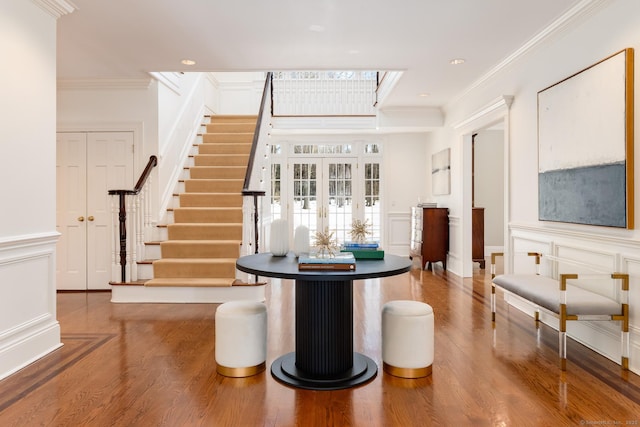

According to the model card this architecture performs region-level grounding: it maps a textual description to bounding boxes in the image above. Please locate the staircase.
[111,115,266,303]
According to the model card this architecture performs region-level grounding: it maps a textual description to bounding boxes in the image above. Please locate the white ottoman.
[382,300,434,378]
[215,301,267,377]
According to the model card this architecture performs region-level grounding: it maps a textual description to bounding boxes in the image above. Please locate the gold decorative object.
[313,227,338,258]
[350,219,372,243]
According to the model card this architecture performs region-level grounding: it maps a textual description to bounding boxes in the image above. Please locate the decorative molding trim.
[448,0,612,107]
[452,96,514,130]
[375,71,404,107]
[31,0,76,18]
[57,79,153,91]
[0,232,59,251]
[509,221,640,250]
[149,72,183,95]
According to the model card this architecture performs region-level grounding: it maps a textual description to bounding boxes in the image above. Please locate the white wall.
[383,133,429,255]
[474,129,504,248]
[432,0,640,372]
[57,81,159,182]
[210,72,264,114]
[0,0,61,380]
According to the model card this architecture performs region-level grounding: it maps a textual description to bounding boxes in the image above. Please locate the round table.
[236,252,412,390]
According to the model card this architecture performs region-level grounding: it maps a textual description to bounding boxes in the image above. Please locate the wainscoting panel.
[0,233,61,380]
[447,215,462,276]
[385,212,411,256]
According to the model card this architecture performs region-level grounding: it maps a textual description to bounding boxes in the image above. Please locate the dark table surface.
[236,252,413,281]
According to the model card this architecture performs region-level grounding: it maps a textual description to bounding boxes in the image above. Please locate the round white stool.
[382,300,434,378]
[215,301,267,377]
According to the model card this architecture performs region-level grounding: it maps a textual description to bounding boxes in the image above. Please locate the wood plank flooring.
[1,261,640,426]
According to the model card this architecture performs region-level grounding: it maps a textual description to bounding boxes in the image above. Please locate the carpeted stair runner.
[146,115,257,288]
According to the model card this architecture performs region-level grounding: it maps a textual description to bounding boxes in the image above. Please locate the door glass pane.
[327,162,353,244]
[292,162,318,234]
[270,163,282,220]
[364,162,381,241]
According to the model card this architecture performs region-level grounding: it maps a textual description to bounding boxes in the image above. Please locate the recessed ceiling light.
[418,93,430,97]
[348,49,360,55]
[181,59,196,66]
[309,24,325,32]
[449,58,465,65]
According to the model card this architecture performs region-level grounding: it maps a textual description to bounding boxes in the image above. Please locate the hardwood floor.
[2,260,640,426]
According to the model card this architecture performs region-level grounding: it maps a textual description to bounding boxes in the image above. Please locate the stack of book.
[298,252,356,271]
[341,241,385,259]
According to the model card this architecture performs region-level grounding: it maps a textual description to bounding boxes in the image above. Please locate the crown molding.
[448,0,612,108]
[57,79,153,90]
[30,0,77,18]
[452,95,513,130]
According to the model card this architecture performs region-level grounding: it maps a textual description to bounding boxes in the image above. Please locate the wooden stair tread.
[110,280,148,286]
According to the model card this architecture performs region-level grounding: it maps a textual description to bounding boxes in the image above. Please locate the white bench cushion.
[493,274,620,316]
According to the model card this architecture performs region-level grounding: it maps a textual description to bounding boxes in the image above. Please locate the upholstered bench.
[215,301,267,377]
[382,300,434,378]
[491,252,629,370]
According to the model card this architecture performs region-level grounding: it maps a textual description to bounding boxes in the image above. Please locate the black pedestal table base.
[269,278,377,390]
[271,352,378,390]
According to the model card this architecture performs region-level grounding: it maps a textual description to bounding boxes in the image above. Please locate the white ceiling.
[57,0,584,108]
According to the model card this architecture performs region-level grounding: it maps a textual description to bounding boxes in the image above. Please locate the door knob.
[88,216,95,222]
[78,216,85,222]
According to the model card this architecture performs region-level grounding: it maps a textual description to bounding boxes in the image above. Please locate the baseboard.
[0,322,62,381]
[111,284,266,303]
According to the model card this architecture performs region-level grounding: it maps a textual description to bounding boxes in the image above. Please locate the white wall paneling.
[385,212,411,256]
[0,233,61,380]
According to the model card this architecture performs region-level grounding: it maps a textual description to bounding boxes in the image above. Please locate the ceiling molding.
[30,0,77,18]
[375,71,404,107]
[57,79,153,90]
[448,0,612,108]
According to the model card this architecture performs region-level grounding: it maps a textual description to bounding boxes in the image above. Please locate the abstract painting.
[537,48,634,229]
[432,148,451,195]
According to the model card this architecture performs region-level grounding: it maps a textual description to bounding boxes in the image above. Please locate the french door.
[56,132,134,290]
[289,157,359,244]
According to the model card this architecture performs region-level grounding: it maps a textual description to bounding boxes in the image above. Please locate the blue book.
[342,241,379,250]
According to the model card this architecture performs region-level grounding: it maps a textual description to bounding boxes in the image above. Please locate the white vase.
[293,225,310,257]
[270,219,289,256]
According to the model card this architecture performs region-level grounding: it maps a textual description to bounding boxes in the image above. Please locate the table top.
[236,252,413,281]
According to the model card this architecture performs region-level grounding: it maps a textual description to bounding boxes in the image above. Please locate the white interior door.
[57,132,134,290]
[57,133,88,290]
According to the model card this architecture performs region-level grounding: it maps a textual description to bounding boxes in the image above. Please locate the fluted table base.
[270,278,377,390]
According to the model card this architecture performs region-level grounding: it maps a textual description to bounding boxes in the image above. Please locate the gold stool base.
[383,362,432,378]
[216,362,266,378]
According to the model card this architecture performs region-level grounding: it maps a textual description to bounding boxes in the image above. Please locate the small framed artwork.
[432,148,451,195]
[537,48,634,229]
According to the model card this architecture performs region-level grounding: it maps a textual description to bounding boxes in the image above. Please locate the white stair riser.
[156,227,168,241]
[145,245,161,260]
[137,263,154,280]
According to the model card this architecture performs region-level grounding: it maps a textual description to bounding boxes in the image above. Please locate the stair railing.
[242,72,272,255]
[108,155,158,283]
